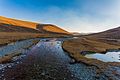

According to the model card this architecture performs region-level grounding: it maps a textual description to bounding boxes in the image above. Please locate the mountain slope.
[0,23,40,33]
[0,16,70,34]
[89,27,120,39]
[0,16,38,29]
[37,24,70,34]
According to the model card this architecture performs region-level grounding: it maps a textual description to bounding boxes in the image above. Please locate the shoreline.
[0,38,40,64]
[0,37,70,64]
[62,38,120,80]
[62,39,120,67]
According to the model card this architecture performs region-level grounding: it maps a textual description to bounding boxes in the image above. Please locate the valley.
[0,16,120,80]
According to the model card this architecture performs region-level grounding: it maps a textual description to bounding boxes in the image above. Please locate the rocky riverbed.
[0,38,120,80]
[0,38,99,80]
[62,38,120,80]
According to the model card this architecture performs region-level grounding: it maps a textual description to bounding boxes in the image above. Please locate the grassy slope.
[0,16,71,46]
[37,24,71,34]
[88,27,120,39]
[0,16,71,34]
[0,16,38,29]
[0,23,40,33]
[0,32,41,46]
[43,24,70,34]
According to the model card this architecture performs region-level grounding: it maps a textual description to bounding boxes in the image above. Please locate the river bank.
[1,37,120,80]
[0,31,71,63]
[1,38,99,80]
[0,32,70,47]
[0,38,40,64]
[62,37,120,80]
[0,32,41,46]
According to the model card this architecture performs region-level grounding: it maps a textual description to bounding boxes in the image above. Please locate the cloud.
[38,0,120,33]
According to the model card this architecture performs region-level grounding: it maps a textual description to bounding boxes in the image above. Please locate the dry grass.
[0,16,71,35]
[0,16,38,29]
[62,37,120,67]
[63,37,120,54]
[0,32,42,46]
[43,25,70,34]
[62,37,120,79]
[0,32,70,46]
[63,37,120,80]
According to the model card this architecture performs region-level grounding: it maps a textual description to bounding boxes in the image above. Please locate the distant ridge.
[37,24,70,34]
[89,27,120,39]
[0,23,40,33]
[0,16,70,34]
[0,16,38,29]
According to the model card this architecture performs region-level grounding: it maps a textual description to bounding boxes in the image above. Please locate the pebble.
[7,65,12,68]
[16,61,19,64]
[2,70,4,73]
[1,74,4,77]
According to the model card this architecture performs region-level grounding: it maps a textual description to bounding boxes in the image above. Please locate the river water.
[0,38,111,80]
[85,52,120,62]
[0,38,40,56]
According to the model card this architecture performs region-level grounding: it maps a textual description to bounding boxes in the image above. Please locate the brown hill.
[36,24,70,34]
[0,16,71,46]
[0,16,38,29]
[0,16,70,34]
[0,23,40,33]
[88,27,120,39]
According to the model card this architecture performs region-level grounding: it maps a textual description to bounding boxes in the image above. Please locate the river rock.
[69,59,76,64]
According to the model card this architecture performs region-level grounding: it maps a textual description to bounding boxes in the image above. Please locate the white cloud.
[20,0,120,33]
[61,0,120,33]
[38,3,120,33]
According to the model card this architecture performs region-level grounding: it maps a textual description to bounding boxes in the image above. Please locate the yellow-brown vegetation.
[43,25,70,34]
[0,32,41,46]
[0,16,38,29]
[62,37,120,67]
[62,37,120,79]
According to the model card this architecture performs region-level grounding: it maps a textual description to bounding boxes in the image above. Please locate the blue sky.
[0,0,120,32]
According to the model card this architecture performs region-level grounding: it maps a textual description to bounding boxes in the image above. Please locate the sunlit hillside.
[0,16,70,34]
[0,23,40,33]
[0,16,71,46]
[0,16,38,29]
[37,24,70,34]
[88,27,120,39]
[43,25,70,34]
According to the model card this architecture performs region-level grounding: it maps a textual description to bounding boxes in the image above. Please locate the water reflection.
[85,52,120,62]
[0,38,97,80]
[0,39,39,56]
[28,38,97,80]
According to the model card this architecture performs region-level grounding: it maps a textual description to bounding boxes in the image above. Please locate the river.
[0,38,109,80]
